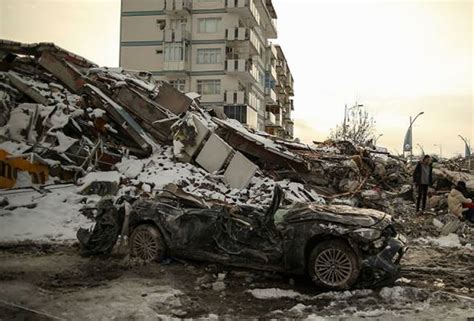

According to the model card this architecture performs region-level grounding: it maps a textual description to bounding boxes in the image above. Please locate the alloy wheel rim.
[133,230,159,261]
[314,248,353,286]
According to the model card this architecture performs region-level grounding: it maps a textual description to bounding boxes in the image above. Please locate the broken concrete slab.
[213,117,310,173]
[7,71,50,105]
[38,51,87,93]
[152,82,192,115]
[182,114,211,159]
[196,133,233,174]
[224,152,258,189]
[113,85,176,143]
[83,84,155,155]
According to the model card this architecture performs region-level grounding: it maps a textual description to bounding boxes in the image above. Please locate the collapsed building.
[0,40,473,247]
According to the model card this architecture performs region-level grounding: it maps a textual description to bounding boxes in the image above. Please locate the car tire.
[308,240,360,290]
[130,224,166,262]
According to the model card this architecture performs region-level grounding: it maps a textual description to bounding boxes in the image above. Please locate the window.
[197,80,221,95]
[155,49,163,54]
[224,105,247,124]
[197,48,222,64]
[164,44,184,61]
[169,79,186,92]
[198,18,221,33]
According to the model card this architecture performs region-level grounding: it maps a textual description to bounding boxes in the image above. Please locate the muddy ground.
[0,243,473,320]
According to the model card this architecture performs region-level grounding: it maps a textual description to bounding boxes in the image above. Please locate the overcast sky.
[1,0,472,157]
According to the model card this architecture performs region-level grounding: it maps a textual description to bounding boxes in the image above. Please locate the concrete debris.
[1,40,307,192]
[1,39,473,248]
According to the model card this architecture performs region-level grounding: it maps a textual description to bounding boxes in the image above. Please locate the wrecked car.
[117,186,406,290]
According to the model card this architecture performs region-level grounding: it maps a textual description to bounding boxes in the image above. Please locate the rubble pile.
[0,40,472,244]
[0,40,316,207]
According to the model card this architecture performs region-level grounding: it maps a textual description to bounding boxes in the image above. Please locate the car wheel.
[308,240,360,290]
[130,224,166,262]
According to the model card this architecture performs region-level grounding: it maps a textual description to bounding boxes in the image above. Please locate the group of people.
[413,155,474,223]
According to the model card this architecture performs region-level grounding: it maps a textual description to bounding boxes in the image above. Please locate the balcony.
[283,111,292,121]
[269,44,278,59]
[224,91,259,110]
[225,0,260,27]
[164,0,191,14]
[163,60,189,74]
[270,64,277,81]
[225,27,261,55]
[164,28,191,43]
[274,113,282,127]
[265,112,276,126]
[276,61,287,79]
[265,87,277,104]
[224,91,246,105]
[225,59,259,83]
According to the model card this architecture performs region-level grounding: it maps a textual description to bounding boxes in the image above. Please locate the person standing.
[413,155,433,213]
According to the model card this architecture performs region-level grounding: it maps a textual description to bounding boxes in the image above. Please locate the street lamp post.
[343,102,364,140]
[403,111,424,159]
[416,144,425,156]
[458,134,472,170]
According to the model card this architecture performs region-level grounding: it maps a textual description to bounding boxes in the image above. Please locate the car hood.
[280,203,392,228]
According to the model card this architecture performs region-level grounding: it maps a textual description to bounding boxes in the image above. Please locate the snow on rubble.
[116,145,324,207]
[0,143,322,244]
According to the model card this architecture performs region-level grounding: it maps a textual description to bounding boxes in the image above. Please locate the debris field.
[0,40,473,319]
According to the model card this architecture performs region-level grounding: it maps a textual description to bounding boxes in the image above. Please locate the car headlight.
[353,228,382,241]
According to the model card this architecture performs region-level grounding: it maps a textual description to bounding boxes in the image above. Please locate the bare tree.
[330,108,376,145]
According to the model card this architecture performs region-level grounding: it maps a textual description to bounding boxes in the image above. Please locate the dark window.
[224,105,247,124]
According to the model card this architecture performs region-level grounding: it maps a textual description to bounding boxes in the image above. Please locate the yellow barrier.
[0,149,49,189]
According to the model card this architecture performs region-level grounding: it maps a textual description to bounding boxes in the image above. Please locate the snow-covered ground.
[0,185,95,243]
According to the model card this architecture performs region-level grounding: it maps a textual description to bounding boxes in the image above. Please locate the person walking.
[413,155,433,213]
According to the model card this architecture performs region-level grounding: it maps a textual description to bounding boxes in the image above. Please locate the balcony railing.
[163,60,189,72]
[164,28,191,42]
[225,59,259,83]
[274,113,282,126]
[225,91,246,105]
[269,44,278,59]
[225,0,260,26]
[164,0,191,13]
[265,112,276,126]
[270,65,277,81]
[226,28,261,55]
[224,91,258,110]
[265,87,277,104]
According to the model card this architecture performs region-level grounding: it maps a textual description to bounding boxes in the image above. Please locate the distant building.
[120,0,294,139]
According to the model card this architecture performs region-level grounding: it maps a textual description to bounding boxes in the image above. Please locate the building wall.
[120,0,294,135]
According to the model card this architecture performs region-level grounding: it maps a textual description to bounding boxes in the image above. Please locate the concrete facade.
[120,0,294,139]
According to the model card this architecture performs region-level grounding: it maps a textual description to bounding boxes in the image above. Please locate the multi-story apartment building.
[120,0,294,139]
[264,44,294,139]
